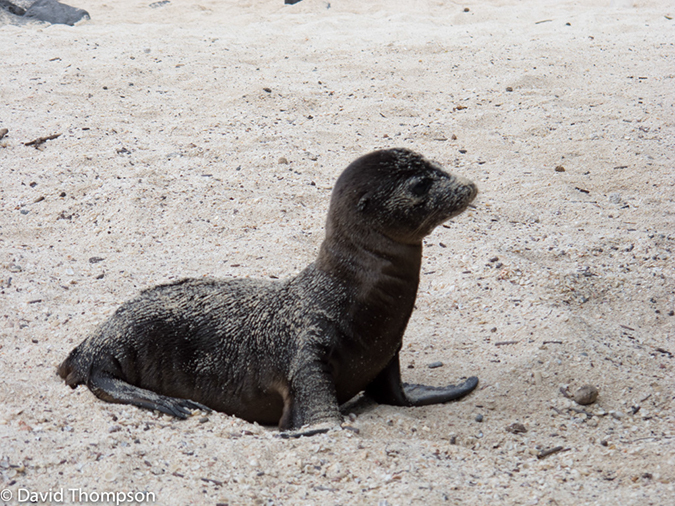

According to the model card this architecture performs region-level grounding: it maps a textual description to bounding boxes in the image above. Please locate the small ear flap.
[357,194,369,212]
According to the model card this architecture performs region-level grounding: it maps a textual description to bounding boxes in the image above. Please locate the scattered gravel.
[1,1,673,504]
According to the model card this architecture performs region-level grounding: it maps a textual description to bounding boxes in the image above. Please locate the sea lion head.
[327,148,477,245]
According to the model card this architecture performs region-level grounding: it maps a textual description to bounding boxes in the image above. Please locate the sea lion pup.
[58,148,479,432]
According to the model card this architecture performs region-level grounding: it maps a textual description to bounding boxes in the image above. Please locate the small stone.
[475,414,483,422]
[533,371,543,385]
[278,157,289,165]
[555,165,565,172]
[608,193,622,204]
[505,86,513,92]
[573,385,599,405]
[199,417,209,423]
[428,361,443,369]
[505,422,527,434]
[610,410,625,420]
[7,264,22,273]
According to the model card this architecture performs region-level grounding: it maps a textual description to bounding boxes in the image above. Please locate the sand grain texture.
[1,1,674,504]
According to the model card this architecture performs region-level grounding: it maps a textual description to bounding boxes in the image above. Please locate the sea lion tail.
[57,346,87,388]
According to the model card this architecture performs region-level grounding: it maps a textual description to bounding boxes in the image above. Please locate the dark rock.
[0,0,25,16]
[573,385,599,405]
[505,422,527,434]
[1,0,90,25]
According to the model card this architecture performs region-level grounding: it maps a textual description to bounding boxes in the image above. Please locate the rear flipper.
[88,374,211,419]
[366,352,478,407]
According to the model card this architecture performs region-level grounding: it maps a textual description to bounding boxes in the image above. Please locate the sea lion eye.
[410,178,433,197]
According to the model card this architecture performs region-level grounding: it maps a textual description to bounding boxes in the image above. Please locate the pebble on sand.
[573,385,599,405]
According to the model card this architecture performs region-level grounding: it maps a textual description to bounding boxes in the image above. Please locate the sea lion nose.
[449,175,478,204]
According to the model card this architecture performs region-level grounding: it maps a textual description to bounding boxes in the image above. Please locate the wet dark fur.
[58,148,479,431]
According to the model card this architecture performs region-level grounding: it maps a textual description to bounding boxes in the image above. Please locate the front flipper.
[366,352,478,407]
[276,422,360,439]
[275,421,336,439]
[88,374,211,419]
[280,338,342,431]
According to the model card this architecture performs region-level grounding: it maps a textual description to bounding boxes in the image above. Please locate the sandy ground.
[1,0,674,504]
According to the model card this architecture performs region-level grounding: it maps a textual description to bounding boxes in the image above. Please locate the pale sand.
[1,1,674,504]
